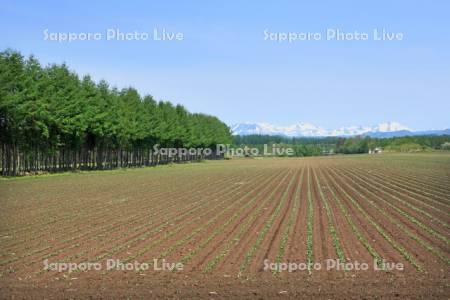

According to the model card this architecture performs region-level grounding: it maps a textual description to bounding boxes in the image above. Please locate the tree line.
[0,49,232,176]
[233,134,450,156]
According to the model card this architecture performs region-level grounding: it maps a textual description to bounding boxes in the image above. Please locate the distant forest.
[0,50,232,175]
[233,134,450,156]
[2,49,448,175]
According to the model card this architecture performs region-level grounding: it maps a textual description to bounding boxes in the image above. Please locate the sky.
[1,0,450,131]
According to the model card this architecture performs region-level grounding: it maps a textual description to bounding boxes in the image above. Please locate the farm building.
[369,147,383,154]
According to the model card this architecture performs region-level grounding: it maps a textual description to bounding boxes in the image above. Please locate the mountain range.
[231,122,450,138]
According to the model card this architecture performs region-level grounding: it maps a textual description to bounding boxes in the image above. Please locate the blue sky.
[1,0,449,130]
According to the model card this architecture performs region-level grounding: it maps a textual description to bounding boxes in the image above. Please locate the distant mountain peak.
[372,121,411,132]
[231,121,446,138]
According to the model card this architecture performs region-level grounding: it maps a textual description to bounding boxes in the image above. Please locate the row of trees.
[335,135,450,154]
[233,134,450,156]
[0,49,232,175]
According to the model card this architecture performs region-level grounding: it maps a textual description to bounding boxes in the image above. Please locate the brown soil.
[1,155,450,299]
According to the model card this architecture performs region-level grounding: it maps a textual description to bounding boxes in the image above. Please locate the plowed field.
[1,154,449,299]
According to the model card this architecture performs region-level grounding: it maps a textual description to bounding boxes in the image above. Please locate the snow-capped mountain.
[231,121,448,137]
[371,122,410,132]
